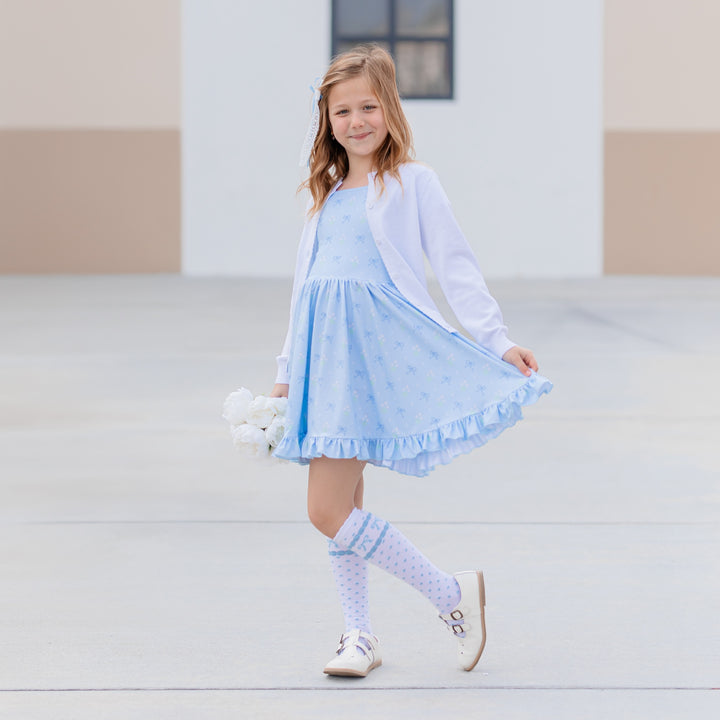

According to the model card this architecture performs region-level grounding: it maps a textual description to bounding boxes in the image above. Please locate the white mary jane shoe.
[323,629,382,678]
[439,570,487,671]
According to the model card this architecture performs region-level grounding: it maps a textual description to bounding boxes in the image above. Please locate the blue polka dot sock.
[333,508,461,615]
[328,539,372,634]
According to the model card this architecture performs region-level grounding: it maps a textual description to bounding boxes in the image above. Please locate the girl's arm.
[273,201,315,392]
[416,170,537,376]
[273,314,292,388]
[270,383,289,398]
[501,345,538,377]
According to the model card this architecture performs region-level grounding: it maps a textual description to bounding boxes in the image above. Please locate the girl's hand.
[269,383,289,398]
[502,346,538,377]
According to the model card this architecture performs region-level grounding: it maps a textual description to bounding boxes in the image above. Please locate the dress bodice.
[307,186,392,284]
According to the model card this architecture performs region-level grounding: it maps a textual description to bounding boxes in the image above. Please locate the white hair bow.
[299,80,322,168]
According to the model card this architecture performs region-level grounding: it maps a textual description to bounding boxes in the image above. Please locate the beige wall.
[604,0,720,275]
[0,0,180,274]
[605,0,720,130]
[605,132,720,275]
[0,0,180,128]
[0,130,180,273]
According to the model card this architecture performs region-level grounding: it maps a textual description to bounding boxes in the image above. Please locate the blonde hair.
[301,44,415,214]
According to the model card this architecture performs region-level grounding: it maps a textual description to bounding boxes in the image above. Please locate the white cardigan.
[275,162,515,384]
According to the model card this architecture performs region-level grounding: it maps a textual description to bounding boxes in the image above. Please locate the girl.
[270,45,551,677]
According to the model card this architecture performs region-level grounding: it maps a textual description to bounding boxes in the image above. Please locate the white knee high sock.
[333,508,461,614]
[328,539,372,634]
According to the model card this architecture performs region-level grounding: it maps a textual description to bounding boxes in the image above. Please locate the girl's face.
[327,77,388,171]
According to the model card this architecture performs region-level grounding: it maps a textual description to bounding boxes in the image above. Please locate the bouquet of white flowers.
[222,387,288,460]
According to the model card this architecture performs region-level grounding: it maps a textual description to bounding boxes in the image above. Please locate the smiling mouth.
[350,132,371,140]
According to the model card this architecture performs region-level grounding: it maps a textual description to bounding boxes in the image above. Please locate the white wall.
[183,0,603,278]
[182,0,327,276]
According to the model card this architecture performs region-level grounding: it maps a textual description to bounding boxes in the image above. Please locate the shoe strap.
[337,630,378,659]
[439,608,468,638]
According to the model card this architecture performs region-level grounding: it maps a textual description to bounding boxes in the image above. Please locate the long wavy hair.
[300,44,415,215]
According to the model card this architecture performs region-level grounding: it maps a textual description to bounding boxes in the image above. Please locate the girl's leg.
[309,457,484,673]
[354,473,364,511]
[308,457,460,616]
[310,458,372,634]
[307,456,366,538]
[332,506,461,614]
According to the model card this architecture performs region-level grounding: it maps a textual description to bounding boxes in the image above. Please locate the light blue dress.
[273,186,552,477]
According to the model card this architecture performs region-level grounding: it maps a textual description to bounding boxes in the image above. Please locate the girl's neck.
[339,176,368,189]
[341,156,375,189]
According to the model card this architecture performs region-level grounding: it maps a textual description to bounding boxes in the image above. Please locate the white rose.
[265,416,286,448]
[246,395,276,429]
[222,387,254,426]
[267,396,288,417]
[231,423,269,457]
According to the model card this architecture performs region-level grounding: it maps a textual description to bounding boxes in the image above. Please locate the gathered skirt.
[272,275,552,477]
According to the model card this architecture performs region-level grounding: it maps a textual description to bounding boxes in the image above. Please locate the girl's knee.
[307,457,364,537]
[307,499,347,538]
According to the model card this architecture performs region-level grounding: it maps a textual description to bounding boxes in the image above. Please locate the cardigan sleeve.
[275,304,293,385]
[275,347,290,385]
[275,247,303,384]
[416,169,515,359]
[274,216,311,385]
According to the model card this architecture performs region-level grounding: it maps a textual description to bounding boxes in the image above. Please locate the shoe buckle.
[336,633,348,654]
[449,609,465,635]
[336,631,372,658]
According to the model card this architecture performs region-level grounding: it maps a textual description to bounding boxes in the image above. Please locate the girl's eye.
[364,105,376,111]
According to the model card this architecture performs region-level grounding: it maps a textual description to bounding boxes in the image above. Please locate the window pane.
[396,0,450,38]
[335,0,390,36]
[396,41,450,97]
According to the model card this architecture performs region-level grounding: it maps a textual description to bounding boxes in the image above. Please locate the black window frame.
[331,0,454,100]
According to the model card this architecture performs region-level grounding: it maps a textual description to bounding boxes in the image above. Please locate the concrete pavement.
[0,275,718,718]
